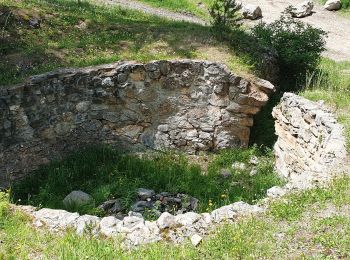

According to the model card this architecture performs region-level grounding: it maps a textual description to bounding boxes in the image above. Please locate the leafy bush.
[342,0,350,8]
[209,0,242,30]
[252,14,327,90]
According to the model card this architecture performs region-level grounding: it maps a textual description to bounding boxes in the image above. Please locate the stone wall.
[273,93,347,188]
[0,60,275,186]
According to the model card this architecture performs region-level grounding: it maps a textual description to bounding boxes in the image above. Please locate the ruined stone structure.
[273,93,347,188]
[0,60,275,186]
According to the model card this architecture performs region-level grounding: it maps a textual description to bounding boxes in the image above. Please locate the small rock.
[62,191,93,208]
[232,162,246,171]
[132,201,152,212]
[33,208,80,230]
[201,213,212,224]
[189,197,199,211]
[211,205,237,223]
[137,188,155,200]
[231,201,263,215]
[324,0,342,10]
[267,186,287,198]
[98,199,122,214]
[190,234,203,246]
[128,211,144,218]
[175,212,201,226]
[29,18,40,28]
[249,156,259,165]
[100,216,121,236]
[101,77,114,87]
[123,215,144,230]
[220,168,232,179]
[242,4,262,20]
[289,1,314,18]
[75,215,100,236]
[249,168,258,176]
[156,212,176,230]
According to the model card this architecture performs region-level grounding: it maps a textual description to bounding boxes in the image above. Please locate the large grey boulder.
[62,190,93,208]
[324,0,342,10]
[242,4,262,20]
[290,1,314,18]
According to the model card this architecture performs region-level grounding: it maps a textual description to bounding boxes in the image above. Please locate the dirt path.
[99,0,350,61]
[240,0,350,61]
[99,0,207,25]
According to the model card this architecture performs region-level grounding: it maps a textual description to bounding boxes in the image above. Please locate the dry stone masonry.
[0,60,275,186]
[273,93,347,188]
[21,200,263,248]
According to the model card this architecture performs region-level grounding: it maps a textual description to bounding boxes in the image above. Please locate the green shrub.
[343,0,350,8]
[252,13,327,90]
[209,0,242,30]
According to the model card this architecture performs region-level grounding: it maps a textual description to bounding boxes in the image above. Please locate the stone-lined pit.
[0,60,276,186]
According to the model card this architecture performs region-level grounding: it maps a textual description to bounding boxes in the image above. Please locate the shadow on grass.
[1,0,278,86]
[0,0,215,85]
[11,146,283,216]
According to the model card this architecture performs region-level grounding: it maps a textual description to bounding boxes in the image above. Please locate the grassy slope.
[0,0,251,86]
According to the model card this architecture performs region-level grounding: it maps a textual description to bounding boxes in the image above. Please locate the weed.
[11,146,282,216]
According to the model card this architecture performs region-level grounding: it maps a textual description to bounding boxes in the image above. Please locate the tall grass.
[302,58,350,150]
[11,146,282,216]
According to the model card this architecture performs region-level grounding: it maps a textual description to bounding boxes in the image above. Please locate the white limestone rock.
[100,216,121,236]
[290,1,314,18]
[156,212,176,230]
[211,205,237,223]
[33,208,79,230]
[267,186,287,198]
[76,215,100,236]
[190,234,203,247]
[231,201,264,215]
[324,0,342,10]
[175,212,202,226]
[242,4,262,20]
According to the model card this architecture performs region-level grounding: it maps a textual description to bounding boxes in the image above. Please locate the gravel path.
[240,0,350,61]
[98,0,350,61]
[100,0,207,25]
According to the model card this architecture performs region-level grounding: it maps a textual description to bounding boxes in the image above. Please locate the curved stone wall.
[0,60,275,186]
[273,93,347,188]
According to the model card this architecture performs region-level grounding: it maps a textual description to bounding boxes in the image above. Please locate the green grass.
[302,58,350,150]
[11,146,282,216]
[2,176,350,259]
[0,0,251,86]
